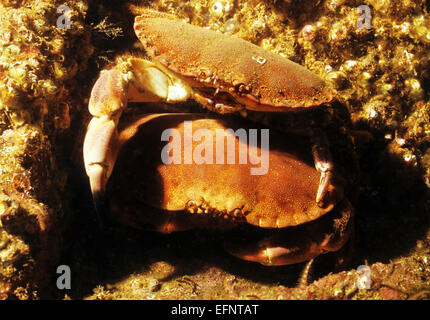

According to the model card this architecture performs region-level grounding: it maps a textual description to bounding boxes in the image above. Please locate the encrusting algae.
[0,0,429,299]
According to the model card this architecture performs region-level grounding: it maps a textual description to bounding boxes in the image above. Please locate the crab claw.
[83,116,120,226]
[83,69,127,226]
[313,144,334,207]
[310,129,344,209]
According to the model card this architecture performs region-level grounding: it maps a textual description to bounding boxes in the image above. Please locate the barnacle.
[209,0,233,18]
[223,17,238,34]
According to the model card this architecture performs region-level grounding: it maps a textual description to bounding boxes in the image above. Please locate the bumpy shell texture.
[134,13,335,110]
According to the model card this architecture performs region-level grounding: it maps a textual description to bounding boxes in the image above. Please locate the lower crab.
[105,112,356,266]
[83,9,353,222]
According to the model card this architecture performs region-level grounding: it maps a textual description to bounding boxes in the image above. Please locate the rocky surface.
[0,0,428,299]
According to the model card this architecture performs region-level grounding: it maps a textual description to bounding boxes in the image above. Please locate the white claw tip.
[167,83,189,101]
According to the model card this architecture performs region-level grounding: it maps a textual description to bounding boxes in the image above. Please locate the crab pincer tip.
[92,190,108,229]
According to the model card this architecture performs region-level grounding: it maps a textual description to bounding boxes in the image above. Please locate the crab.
[105,112,356,266]
[83,9,356,223]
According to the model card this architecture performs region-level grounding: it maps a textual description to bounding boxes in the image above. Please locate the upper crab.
[132,12,336,111]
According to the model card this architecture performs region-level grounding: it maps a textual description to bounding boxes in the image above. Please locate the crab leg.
[83,59,191,223]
